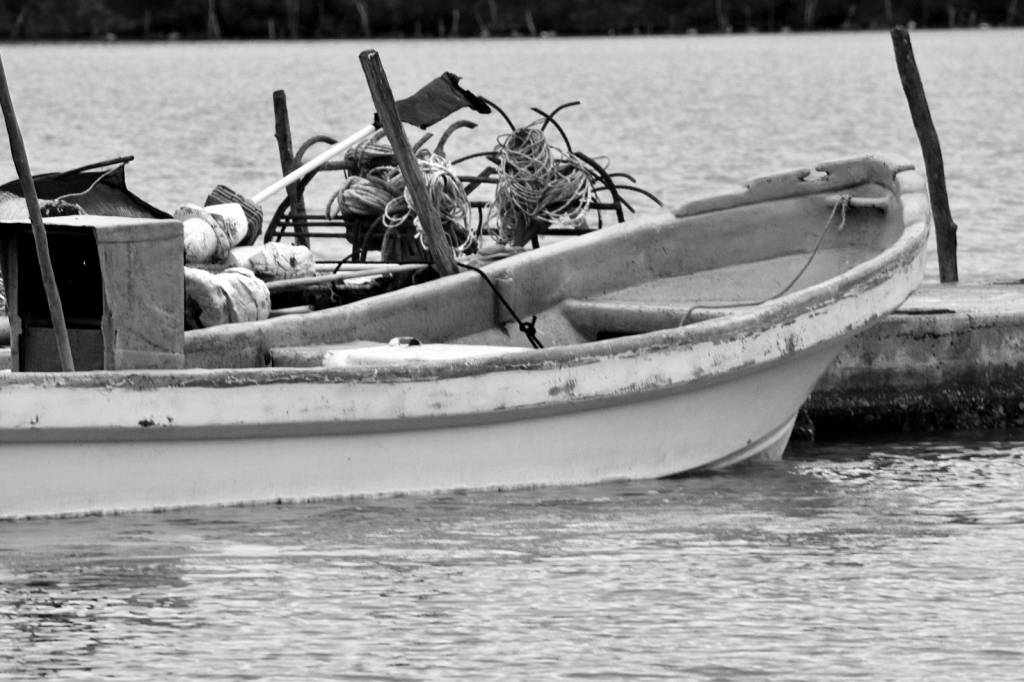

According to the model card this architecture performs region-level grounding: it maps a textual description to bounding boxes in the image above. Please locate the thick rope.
[485,124,594,245]
[325,175,396,219]
[341,130,396,169]
[381,151,475,256]
[327,132,476,258]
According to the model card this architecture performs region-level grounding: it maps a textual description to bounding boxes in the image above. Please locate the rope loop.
[457,262,543,349]
[518,316,541,347]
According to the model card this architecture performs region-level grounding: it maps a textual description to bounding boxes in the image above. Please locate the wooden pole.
[0,52,75,371]
[358,50,460,277]
[272,90,309,247]
[891,26,958,283]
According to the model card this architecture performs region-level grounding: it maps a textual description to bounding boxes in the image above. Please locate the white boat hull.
[1,343,838,518]
[0,154,931,517]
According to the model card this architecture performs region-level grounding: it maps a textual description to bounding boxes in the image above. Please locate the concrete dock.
[803,282,1024,438]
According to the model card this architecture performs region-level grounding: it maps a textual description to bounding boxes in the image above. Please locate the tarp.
[0,157,170,219]
[392,72,491,129]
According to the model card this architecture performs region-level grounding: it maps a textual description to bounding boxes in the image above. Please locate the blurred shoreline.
[0,0,1019,43]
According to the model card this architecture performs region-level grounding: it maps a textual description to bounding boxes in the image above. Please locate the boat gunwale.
[0,155,929,391]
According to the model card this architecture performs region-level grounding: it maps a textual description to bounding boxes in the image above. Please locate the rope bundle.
[327,136,476,258]
[341,130,399,171]
[486,125,594,245]
[382,152,474,255]
[325,175,397,219]
[325,123,600,257]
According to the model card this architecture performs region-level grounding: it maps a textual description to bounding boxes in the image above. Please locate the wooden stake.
[0,52,75,371]
[359,50,460,277]
[891,26,958,283]
[273,90,309,247]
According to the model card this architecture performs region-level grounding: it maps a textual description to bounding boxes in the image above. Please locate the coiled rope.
[382,152,474,255]
[486,125,594,245]
[327,136,476,257]
[341,130,400,170]
[325,175,395,218]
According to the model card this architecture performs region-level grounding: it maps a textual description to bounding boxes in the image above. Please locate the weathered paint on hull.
[0,241,922,518]
[0,344,839,518]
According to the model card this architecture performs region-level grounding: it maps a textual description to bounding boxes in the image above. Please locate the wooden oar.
[0,51,74,371]
[251,124,377,205]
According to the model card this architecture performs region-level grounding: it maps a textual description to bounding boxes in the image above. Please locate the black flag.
[387,72,491,130]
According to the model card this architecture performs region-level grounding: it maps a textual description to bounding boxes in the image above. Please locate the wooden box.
[0,215,183,372]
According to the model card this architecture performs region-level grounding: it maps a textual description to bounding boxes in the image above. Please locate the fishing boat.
[0,153,929,518]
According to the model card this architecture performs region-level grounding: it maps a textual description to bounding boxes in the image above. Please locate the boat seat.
[560,298,743,339]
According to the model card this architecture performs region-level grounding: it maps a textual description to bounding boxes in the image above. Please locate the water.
[1,31,1022,279]
[3,439,1024,679]
[2,32,1024,679]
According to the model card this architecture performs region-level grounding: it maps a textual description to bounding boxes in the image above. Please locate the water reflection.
[1,543,195,677]
[2,434,1024,679]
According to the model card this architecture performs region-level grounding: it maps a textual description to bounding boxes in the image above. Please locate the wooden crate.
[0,215,184,371]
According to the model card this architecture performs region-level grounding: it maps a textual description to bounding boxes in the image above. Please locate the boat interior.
[0,157,914,374]
[183,157,909,370]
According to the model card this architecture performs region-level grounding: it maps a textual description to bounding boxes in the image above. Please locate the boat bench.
[560,299,739,339]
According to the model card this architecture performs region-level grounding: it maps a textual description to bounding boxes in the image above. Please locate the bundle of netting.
[485,124,595,246]
[381,151,476,256]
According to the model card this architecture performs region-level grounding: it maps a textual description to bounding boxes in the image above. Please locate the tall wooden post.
[891,26,958,282]
[0,51,75,370]
[272,90,309,247]
[358,50,459,277]
[207,0,221,39]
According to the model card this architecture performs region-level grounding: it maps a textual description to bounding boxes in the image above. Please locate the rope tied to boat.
[457,262,544,349]
[678,195,852,325]
[485,125,594,245]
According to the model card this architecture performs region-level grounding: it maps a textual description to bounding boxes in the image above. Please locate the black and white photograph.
[0,1,1022,679]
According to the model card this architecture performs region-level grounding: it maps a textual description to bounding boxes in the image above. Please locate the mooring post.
[272,90,310,247]
[359,50,460,277]
[0,51,75,371]
[891,26,958,283]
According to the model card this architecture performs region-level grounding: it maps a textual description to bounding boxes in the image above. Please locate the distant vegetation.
[0,0,1018,40]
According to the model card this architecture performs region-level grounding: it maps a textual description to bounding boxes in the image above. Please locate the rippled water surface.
[3,437,1024,680]
[1,32,1024,679]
